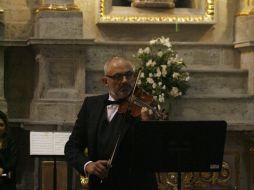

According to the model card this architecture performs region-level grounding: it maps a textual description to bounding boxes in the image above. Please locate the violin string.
[129,69,142,104]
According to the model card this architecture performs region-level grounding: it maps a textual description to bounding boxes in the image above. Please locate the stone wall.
[1,0,254,189]
[0,0,239,42]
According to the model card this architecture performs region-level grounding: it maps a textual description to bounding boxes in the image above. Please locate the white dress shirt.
[106,95,119,122]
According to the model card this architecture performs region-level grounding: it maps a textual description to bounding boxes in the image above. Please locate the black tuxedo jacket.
[65,94,158,190]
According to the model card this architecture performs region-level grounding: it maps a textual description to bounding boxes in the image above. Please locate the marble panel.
[84,45,128,71]
[235,16,254,42]
[170,97,254,123]
[48,58,75,88]
[85,71,106,94]
[3,8,31,22]
[187,70,248,95]
[30,100,83,121]
[4,23,33,39]
[34,12,83,39]
[178,48,221,68]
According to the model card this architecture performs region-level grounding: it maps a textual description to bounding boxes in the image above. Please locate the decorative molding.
[162,161,231,189]
[80,175,89,188]
[237,6,254,16]
[35,3,80,13]
[234,41,254,49]
[98,0,215,24]
[0,8,4,14]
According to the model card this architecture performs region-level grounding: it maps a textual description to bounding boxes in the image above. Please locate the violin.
[117,68,165,120]
[117,87,164,120]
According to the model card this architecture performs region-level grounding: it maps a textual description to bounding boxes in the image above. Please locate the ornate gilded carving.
[99,0,215,23]
[35,4,80,13]
[0,8,4,13]
[157,161,232,189]
[80,175,89,188]
[238,0,254,16]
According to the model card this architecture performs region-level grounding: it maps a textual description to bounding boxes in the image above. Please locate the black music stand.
[131,120,227,190]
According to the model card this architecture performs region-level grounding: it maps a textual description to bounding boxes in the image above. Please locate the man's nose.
[122,75,128,83]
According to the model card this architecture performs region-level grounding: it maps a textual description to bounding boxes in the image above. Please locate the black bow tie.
[105,98,126,105]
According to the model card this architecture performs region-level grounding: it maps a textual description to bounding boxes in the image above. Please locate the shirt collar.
[108,94,116,101]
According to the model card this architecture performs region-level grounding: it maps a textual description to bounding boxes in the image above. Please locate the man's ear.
[102,77,108,86]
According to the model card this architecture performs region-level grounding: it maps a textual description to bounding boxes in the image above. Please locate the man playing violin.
[65,56,158,190]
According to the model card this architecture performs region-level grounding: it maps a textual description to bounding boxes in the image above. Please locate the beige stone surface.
[0,0,241,42]
[3,8,31,22]
[0,0,39,7]
[0,1,254,190]
[75,0,96,39]
[34,11,83,38]
[4,23,33,39]
[236,15,254,42]
[238,46,254,95]
[1,1,254,189]
[1,0,38,39]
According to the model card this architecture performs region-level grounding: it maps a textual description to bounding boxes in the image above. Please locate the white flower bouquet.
[135,36,190,107]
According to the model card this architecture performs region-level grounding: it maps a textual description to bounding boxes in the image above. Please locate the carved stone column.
[235,1,254,95]
[29,41,87,122]
[0,46,7,112]
[235,13,254,95]
[31,0,84,122]
[0,8,6,112]
[34,0,83,38]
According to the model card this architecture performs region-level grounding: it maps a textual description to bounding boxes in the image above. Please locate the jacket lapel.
[87,94,108,159]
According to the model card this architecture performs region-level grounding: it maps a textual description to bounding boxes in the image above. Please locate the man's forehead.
[111,58,131,66]
[108,60,133,72]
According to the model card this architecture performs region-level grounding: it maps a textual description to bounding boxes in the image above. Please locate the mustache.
[120,84,133,91]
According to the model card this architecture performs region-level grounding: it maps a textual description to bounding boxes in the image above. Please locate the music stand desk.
[132,120,227,190]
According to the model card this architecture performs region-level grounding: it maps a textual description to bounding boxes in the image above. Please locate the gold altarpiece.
[98,0,215,24]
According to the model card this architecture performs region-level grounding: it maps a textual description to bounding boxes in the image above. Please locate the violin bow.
[129,69,142,104]
[100,133,121,183]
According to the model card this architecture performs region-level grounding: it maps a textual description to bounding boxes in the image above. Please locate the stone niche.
[132,0,176,8]
[30,43,86,122]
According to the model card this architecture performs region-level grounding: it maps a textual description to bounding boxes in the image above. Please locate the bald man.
[65,57,158,190]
